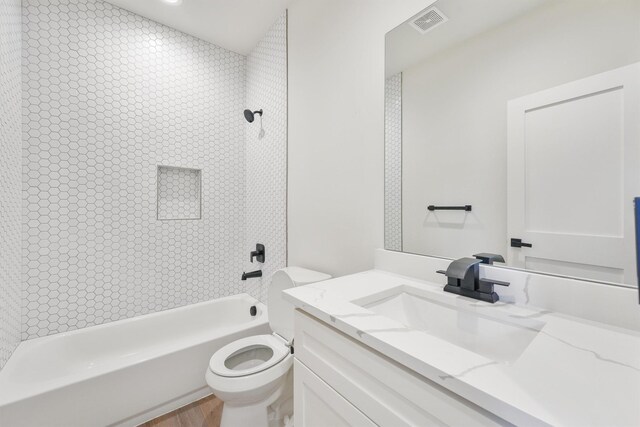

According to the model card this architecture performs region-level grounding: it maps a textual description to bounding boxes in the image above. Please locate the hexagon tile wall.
[22,0,249,339]
[157,166,202,220]
[0,0,22,368]
[244,12,288,303]
[385,73,402,252]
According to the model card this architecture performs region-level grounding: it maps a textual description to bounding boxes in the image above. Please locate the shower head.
[244,109,263,123]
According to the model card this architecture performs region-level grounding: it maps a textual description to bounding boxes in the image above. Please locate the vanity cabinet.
[294,360,377,427]
[293,310,509,427]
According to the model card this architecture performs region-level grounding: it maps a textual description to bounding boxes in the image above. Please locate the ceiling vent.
[409,7,449,35]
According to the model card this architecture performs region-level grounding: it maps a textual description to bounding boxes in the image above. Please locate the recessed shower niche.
[157,166,202,220]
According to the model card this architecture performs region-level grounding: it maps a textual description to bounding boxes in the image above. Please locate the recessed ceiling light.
[162,0,182,5]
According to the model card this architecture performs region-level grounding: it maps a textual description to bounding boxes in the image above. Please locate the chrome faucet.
[437,254,509,303]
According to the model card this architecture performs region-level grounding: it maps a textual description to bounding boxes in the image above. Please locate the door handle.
[511,238,533,248]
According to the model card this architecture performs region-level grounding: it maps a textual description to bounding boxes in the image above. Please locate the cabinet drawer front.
[295,359,377,427]
[294,310,507,427]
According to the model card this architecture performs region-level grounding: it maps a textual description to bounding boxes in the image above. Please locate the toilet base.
[219,370,293,427]
[221,402,268,427]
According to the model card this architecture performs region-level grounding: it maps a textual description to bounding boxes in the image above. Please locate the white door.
[507,63,640,285]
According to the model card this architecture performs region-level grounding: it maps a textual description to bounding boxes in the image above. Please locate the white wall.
[401,0,640,259]
[287,0,434,277]
[0,0,22,369]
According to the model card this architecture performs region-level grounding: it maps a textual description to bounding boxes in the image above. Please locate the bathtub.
[0,294,269,427]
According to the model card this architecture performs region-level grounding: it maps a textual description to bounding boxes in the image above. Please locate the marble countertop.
[284,270,640,427]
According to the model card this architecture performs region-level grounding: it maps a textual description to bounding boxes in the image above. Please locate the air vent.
[409,7,448,35]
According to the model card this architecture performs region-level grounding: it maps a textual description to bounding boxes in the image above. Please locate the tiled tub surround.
[243,12,288,303]
[21,0,248,339]
[0,0,22,369]
[285,250,640,426]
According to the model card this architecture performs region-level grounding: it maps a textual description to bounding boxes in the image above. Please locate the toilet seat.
[210,334,289,378]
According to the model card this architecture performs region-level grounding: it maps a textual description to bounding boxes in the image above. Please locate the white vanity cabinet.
[294,360,377,427]
[293,310,509,427]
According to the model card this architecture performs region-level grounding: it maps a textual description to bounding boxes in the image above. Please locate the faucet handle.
[490,279,510,287]
[478,278,510,296]
[250,243,265,263]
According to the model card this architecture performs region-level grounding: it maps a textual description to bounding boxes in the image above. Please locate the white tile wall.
[22,0,247,338]
[244,12,288,303]
[157,166,202,220]
[0,0,22,368]
[385,73,402,251]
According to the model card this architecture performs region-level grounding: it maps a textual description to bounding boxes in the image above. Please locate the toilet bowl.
[205,267,331,427]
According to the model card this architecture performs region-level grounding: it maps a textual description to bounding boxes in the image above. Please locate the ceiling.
[386,0,552,77]
[103,0,293,55]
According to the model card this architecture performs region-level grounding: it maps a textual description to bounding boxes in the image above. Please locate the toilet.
[206,267,331,427]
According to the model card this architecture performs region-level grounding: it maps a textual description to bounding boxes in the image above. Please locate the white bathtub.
[0,294,269,427]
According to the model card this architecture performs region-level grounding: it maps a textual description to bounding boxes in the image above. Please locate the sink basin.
[356,288,544,363]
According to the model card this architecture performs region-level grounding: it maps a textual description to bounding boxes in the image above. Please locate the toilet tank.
[268,267,331,342]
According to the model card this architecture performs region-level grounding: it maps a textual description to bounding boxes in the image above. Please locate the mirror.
[385,0,640,287]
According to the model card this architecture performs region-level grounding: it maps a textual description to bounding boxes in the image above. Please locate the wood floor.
[139,395,223,427]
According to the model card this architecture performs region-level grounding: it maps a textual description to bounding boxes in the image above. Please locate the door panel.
[507,63,640,285]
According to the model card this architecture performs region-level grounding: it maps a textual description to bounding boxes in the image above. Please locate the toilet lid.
[209,334,289,378]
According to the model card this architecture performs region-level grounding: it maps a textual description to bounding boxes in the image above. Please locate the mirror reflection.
[385,0,640,286]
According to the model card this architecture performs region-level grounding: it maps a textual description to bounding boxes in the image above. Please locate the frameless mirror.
[385,0,640,287]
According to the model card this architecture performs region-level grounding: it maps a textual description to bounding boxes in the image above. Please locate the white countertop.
[284,270,640,427]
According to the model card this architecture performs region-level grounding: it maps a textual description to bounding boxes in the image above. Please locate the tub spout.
[241,270,262,280]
